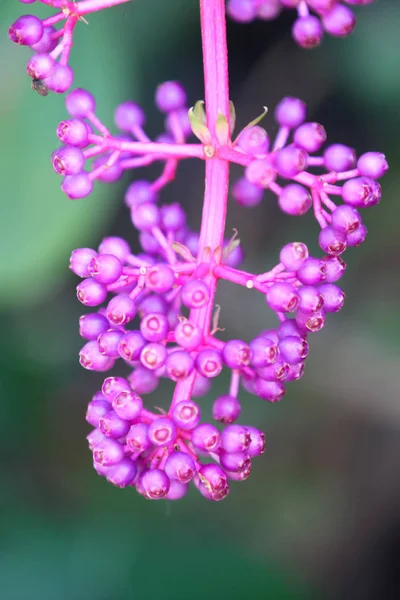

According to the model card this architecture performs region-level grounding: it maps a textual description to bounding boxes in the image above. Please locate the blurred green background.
[1,1,399,599]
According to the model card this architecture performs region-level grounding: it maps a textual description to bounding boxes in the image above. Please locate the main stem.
[170,0,231,407]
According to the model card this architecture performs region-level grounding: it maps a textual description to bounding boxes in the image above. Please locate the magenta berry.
[172,400,201,430]
[9,15,43,46]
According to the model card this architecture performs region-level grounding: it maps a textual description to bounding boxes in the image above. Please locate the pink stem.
[170,0,230,410]
[60,16,78,66]
[76,0,132,16]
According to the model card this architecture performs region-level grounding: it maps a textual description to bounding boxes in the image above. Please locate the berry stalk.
[169,0,231,410]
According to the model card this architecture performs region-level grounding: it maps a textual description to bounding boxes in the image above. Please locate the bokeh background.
[1,1,399,598]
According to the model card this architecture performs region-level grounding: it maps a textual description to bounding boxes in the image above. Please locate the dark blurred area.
[1,1,399,599]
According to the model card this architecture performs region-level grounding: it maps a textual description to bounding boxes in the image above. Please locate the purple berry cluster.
[9,0,388,502]
[9,0,131,95]
[65,82,386,499]
[227,0,375,48]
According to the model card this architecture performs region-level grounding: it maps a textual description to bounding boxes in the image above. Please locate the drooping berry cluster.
[227,0,375,48]
[63,78,387,499]
[9,0,388,501]
[9,0,131,95]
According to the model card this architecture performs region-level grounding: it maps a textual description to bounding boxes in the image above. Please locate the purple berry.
[26,53,54,79]
[125,180,158,208]
[129,366,159,394]
[245,158,276,188]
[140,313,169,342]
[93,438,124,466]
[331,205,362,234]
[66,89,95,118]
[61,173,93,199]
[140,342,167,370]
[294,122,327,153]
[342,177,381,208]
[324,144,356,171]
[232,177,264,207]
[107,294,136,325]
[249,336,278,368]
[44,64,74,94]
[279,336,309,364]
[52,146,85,176]
[98,329,124,357]
[280,242,309,271]
[296,257,327,285]
[212,395,241,423]
[274,97,307,129]
[247,426,266,457]
[195,349,223,378]
[222,339,252,369]
[148,417,177,446]
[114,101,145,130]
[112,389,143,420]
[346,223,368,247]
[221,424,251,453]
[323,255,346,282]
[295,309,326,333]
[102,376,131,401]
[145,265,174,293]
[57,119,89,148]
[99,410,130,438]
[257,358,289,382]
[98,237,130,262]
[172,400,201,430]
[192,423,221,452]
[219,450,251,474]
[275,145,308,178]
[166,351,195,382]
[86,399,110,428]
[318,226,347,255]
[174,320,203,350]
[292,16,324,49]
[9,15,44,46]
[126,422,151,454]
[76,278,107,306]
[266,282,299,312]
[322,5,356,37]
[198,464,229,500]
[318,283,345,312]
[131,202,160,231]
[118,330,146,362]
[238,126,270,154]
[278,184,312,216]
[165,452,196,483]
[88,254,123,284]
[70,248,97,277]
[155,81,187,113]
[31,25,57,53]
[138,468,170,499]
[297,285,324,312]
[79,313,109,340]
[181,280,210,309]
[165,480,189,500]
[227,0,257,22]
[357,152,388,180]
[106,458,137,488]
[254,378,286,402]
